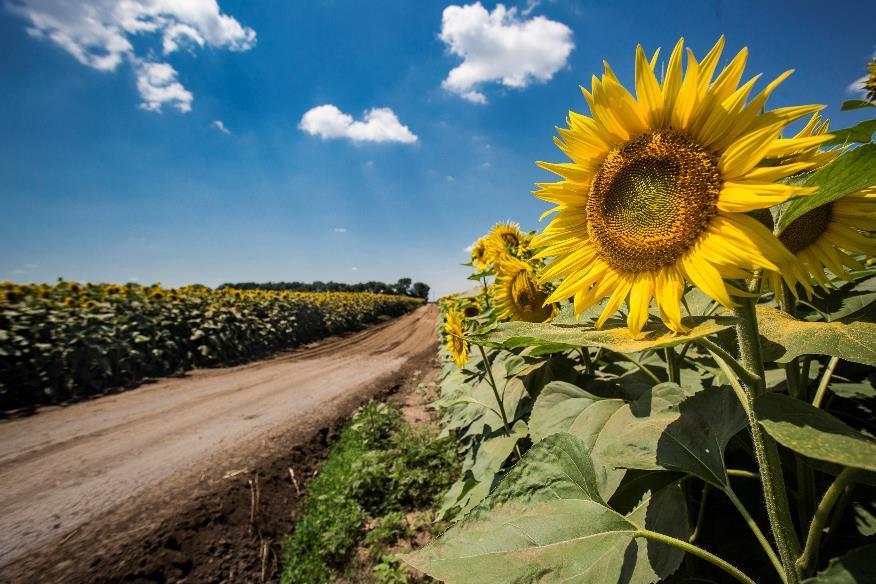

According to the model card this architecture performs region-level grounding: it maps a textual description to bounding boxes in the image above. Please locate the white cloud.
[480,161,491,169]
[439,2,573,103]
[8,0,255,112]
[298,104,418,144]
[445,175,455,182]
[351,266,359,271]
[463,243,474,253]
[135,61,192,112]
[848,74,869,96]
[334,227,348,233]
[211,119,231,134]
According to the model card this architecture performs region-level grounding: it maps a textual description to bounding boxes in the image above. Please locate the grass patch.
[281,401,457,584]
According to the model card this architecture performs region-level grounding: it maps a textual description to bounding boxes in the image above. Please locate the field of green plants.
[404,43,876,584]
[0,281,422,410]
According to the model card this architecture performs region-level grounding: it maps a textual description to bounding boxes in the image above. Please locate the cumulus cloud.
[439,2,573,103]
[847,74,869,96]
[7,0,255,112]
[299,105,418,144]
[334,227,348,233]
[136,61,192,112]
[211,119,231,134]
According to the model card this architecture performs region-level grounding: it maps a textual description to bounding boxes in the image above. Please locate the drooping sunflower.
[495,257,555,323]
[444,309,469,367]
[770,188,876,292]
[534,37,828,335]
[471,238,490,271]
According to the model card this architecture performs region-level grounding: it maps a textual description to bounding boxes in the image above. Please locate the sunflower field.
[406,40,876,583]
[0,281,422,410]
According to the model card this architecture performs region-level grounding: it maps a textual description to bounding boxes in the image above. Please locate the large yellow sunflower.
[771,188,876,292]
[534,37,829,336]
[495,257,555,323]
[444,309,469,368]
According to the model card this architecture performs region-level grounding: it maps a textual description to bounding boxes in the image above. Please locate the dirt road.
[0,304,438,581]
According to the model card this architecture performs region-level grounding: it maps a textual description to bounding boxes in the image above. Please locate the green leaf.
[528,381,608,443]
[472,315,736,354]
[528,381,627,499]
[824,119,876,146]
[830,381,876,400]
[469,422,528,482]
[841,100,875,111]
[800,275,876,323]
[405,434,686,584]
[594,383,747,487]
[757,306,876,365]
[776,143,876,234]
[755,392,876,472]
[802,543,876,583]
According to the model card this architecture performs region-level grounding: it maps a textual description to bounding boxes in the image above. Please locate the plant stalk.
[733,292,801,584]
[580,347,593,375]
[636,529,755,584]
[613,351,662,385]
[812,356,840,408]
[725,487,787,583]
[477,345,512,436]
[689,482,709,544]
[796,467,860,578]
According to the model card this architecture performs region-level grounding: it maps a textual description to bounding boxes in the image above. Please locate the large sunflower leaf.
[802,543,876,583]
[757,306,876,365]
[824,119,876,146]
[529,380,628,499]
[775,143,876,234]
[800,273,876,322]
[754,392,876,472]
[841,100,875,111]
[471,315,736,354]
[529,381,608,442]
[593,383,747,488]
[404,434,687,584]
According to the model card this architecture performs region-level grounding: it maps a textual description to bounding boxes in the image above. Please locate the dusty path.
[0,304,437,580]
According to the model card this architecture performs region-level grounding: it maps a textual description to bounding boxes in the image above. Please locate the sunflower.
[534,37,829,336]
[770,188,876,292]
[495,257,555,323]
[444,309,469,368]
[485,222,526,266]
[471,238,490,270]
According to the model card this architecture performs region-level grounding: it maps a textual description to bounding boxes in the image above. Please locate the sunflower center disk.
[587,131,721,273]
[779,204,832,253]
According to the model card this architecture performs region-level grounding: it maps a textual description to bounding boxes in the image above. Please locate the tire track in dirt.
[0,304,438,579]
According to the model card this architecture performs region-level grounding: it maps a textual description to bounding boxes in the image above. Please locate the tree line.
[218,278,430,299]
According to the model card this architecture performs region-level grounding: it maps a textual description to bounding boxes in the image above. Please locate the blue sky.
[1,0,874,298]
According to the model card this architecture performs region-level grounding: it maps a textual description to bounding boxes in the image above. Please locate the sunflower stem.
[812,356,839,408]
[796,467,859,579]
[664,347,679,383]
[724,486,787,583]
[476,344,517,453]
[580,347,593,375]
[481,277,491,308]
[636,529,755,584]
[733,291,802,584]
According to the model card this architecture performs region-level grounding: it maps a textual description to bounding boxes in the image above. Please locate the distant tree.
[411,282,430,300]
[216,278,429,297]
[395,278,412,296]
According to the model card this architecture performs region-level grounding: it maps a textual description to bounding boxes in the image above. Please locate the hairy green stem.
[481,276,491,308]
[796,467,860,578]
[725,487,787,583]
[812,356,840,408]
[733,293,801,584]
[636,529,755,584]
[664,347,679,383]
[696,337,761,389]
